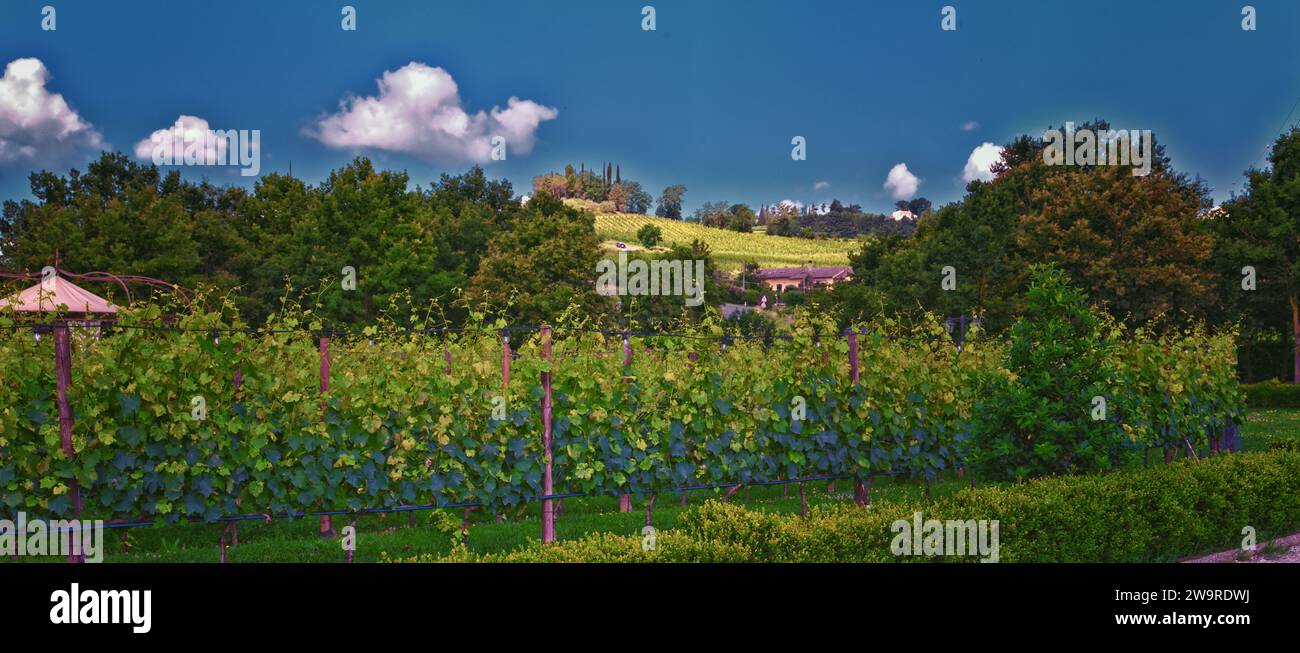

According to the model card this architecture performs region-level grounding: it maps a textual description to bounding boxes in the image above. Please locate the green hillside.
[589,210,861,271]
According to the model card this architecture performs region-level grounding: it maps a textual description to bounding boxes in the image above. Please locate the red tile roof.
[756,266,852,281]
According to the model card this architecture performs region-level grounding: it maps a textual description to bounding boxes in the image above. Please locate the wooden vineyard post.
[501,330,511,389]
[819,335,837,495]
[427,346,451,529]
[499,331,509,525]
[682,350,698,507]
[319,333,335,539]
[540,325,556,544]
[53,324,83,563]
[620,334,633,513]
[848,329,860,384]
[848,329,872,507]
[233,342,243,391]
[226,334,242,556]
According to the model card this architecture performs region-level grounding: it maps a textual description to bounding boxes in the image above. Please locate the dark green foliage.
[0,154,605,328]
[722,307,775,339]
[969,265,1123,480]
[422,449,1300,563]
[654,184,686,220]
[636,223,662,248]
[1244,379,1300,408]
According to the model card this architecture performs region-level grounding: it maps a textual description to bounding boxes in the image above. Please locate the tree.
[0,153,529,328]
[636,223,663,248]
[574,169,609,201]
[763,202,800,236]
[1215,127,1300,382]
[608,183,630,213]
[969,265,1124,481]
[826,120,1216,335]
[617,242,721,329]
[655,185,686,220]
[2,152,208,302]
[727,203,756,232]
[623,181,653,214]
[532,174,568,198]
[464,192,603,326]
[738,260,762,291]
[1016,149,1214,326]
[693,200,729,227]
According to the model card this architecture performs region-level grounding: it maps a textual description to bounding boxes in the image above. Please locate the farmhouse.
[756,263,853,293]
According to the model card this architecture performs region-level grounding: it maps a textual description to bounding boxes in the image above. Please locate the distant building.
[755,263,853,292]
[890,209,915,221]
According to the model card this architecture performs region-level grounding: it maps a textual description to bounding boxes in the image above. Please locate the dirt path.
[1182,532,1300,563]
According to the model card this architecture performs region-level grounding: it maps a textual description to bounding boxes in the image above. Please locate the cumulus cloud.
[962,142,1004,182]
[133,115,258,165]
[883,163,920,200]
[0,58,102,167]
[813,180,831,191]
[961,121,980,132]
[305,62,558,164]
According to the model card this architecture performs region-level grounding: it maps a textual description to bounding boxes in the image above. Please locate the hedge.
[390,450,1300,563]
[1242,379,1300,408]
[1267,439,1300,453]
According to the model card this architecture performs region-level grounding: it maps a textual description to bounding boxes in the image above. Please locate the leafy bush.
[1110,322,1244,452]
[1242,379,1300,408]
[1267,439,1300,453]
[386,530,754,563]
[636,224,662,248]
[969,265,1123,480]
[723,309,775,339]
[397,449,1300,563]
[781,289,807,306]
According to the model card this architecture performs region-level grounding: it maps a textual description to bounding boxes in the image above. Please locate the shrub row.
[1242,379,1300,408]
[395,449,1300,562]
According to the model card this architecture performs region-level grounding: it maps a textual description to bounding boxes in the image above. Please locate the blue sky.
[1,0,1298,215]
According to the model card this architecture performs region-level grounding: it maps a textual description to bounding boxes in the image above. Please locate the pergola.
[0,265,192,559]
[0,272,119,319]
[0,265,193,321]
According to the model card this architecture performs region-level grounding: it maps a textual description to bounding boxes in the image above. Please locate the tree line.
[3,118,1297,382]
[1,154,609,329]
[816,120,1300,383]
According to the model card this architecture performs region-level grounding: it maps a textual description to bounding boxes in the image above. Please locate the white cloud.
[305,62,558,164]
[813,180,831,191]
[962,142,1004,182]
[133,115,257,165]
[961,121,980,132]
[883,163,920,200]
[0,58,102,167]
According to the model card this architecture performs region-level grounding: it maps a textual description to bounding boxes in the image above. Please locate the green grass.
[8,477,971,564]
[1239,408,1300,452]
[8,408,1297,563]
[590,211,861,272]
